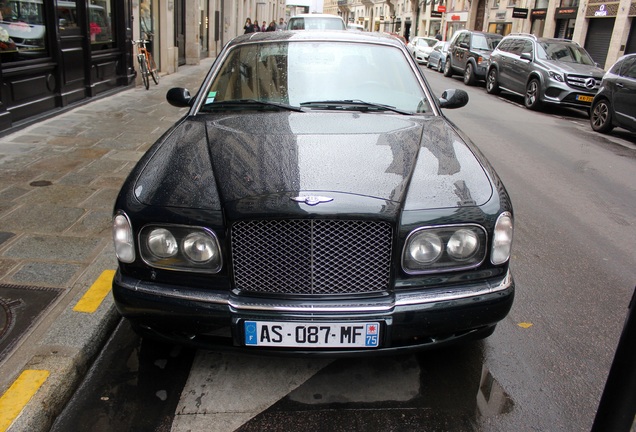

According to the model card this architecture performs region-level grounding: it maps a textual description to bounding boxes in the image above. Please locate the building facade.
[0,0,287,135]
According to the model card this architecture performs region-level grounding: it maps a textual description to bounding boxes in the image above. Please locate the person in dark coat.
[244,18,254,34]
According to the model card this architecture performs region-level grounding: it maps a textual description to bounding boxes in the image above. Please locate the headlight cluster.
[402,224,487,274]
[402,214,513,274]
[139,224,222,273]
[548,71,564,82]
[112,212,222,273]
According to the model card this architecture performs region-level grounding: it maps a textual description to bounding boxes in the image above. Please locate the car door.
[613,57,636,130]
[454,32,469,71]
[495,39,516,88]
[509,40,535,94]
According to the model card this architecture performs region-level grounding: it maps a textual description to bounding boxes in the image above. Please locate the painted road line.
[0,369,49,432]
[73,270,116,314]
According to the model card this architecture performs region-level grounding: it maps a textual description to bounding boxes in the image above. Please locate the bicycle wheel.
[139,56,150,90]
[148,54,160,85]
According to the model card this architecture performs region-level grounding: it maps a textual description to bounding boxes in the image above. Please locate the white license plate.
[244,321,380,348]
[577,95,593,103]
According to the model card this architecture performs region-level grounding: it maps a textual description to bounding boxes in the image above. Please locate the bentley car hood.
[134,112,493,212]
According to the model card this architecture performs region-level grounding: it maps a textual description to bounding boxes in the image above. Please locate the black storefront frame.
[0,0,134,134]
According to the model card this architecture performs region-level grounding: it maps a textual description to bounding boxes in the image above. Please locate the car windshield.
[472,34,500,50]
[203,40,430,114]
[537,42,596,65]
[422,38,438,47]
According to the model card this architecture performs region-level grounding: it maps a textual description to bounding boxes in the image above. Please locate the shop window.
[0,0,48,62]
[559,0,578,6]
[88,1,114,49]
[57,0,114,49]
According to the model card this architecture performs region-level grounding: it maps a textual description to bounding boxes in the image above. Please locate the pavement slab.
[0,57,216,432]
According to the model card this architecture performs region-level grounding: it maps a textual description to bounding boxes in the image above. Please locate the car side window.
[620,58,636,79]
[507,39,522,55]
[497,40,512,52]
[520,41,533,56]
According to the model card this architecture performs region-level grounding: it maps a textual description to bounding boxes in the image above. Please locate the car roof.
[226,30,405,49]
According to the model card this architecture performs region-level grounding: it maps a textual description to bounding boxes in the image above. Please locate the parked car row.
[430,30,635,135]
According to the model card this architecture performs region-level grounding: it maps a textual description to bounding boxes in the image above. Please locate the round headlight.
[408,231,443,264]
[147,228,178,258]
[182,232,218,264]
[447,229,479,261]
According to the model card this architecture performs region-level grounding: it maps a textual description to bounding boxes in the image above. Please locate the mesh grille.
[231,219,393,295]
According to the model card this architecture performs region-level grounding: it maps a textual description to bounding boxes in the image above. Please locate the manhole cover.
[0,284,62,362]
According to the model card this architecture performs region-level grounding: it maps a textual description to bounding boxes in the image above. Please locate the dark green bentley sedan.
[111,30,514,356]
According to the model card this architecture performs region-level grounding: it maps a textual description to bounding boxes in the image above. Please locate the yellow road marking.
[0,370,49,432]
[73,269,115,313]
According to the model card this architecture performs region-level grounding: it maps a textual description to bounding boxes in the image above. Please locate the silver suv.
[486,34,605,111]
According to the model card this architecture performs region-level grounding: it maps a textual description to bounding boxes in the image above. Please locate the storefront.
[554,6,577,39]
[0,0,133,133]
[583,0,617,68]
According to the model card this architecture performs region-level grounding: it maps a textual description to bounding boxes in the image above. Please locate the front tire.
[463,63,476,85]
[524,78,541,110]
[486,68,500,95]
[590,99,614,133]
[443,58,453,77]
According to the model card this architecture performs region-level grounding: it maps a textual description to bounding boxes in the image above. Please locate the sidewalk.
[0,57,215,432]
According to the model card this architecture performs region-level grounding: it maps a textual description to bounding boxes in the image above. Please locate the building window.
[508,0,519,7]
[559,0,579,6]
[535,0,549,8]
[492,0,500,8]
[89,0,114,49]
[0,0,48,62]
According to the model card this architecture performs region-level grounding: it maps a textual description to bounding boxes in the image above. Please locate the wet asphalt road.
[51,64,636,432]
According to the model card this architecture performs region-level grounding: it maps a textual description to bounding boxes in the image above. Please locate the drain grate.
[0,284,62,363]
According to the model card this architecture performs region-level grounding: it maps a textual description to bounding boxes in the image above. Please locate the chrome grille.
[566,74,601,91]
[231,219,393,295]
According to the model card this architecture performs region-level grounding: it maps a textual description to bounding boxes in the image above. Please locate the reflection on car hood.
[543,60,605,76]
[134,112,493,212]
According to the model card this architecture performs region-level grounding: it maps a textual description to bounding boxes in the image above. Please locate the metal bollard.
[591,286,636,432]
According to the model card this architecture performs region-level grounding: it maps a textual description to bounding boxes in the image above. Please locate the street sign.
[438,5,446,12]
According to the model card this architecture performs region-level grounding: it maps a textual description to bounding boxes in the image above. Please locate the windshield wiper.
[300,100,412,115]
[201,99,304,112]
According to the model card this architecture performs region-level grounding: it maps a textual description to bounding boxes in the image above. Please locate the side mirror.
[166,87,192,107]
[438,89,469,109]
[459,42,469,49]
[520,52,532,62]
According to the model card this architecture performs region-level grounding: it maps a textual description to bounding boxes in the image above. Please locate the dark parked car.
[444,30,502,85]
[427,41,450,72]
[590,53,636,134]
[486,33,605,111]
[112,31,515,356]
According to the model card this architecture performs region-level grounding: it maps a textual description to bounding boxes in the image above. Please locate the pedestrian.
[261,21,267,32]
[243,18,254,34]
[277,17,286,31]
[252,19,260,32]
[435,31,442,41]
[267,20,277,32]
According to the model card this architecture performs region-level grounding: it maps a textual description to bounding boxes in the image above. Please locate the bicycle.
[132,36,159,90]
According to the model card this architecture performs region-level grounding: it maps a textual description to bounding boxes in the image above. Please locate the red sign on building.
[438,5,446,12]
